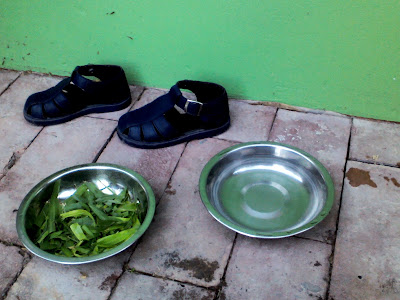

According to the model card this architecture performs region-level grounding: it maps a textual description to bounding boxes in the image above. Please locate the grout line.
[347,158,400,169]
[278,106,348,119]
[0,72,22,98]
[126,86,148,112]
[324,117,353,300]
[245,100,350,119]
[25,127,45,150]
[0,242,32,300]
[127,268,218,291]
[267,107,279,140]
[2,152,22,180]
[106,245,139,300]
[0,239,24,248]
[130,87,147,107]
[239,98,399,125]
[213,233,238,300]
[157,142,188,205]
[85,116,119,122]
[1,257,32,300]
[293,235,332,246]
[4,152,19,170]
[1,127,44,181]
[353,114,400,125]
[211,136,240,144]
[92,128,117,163]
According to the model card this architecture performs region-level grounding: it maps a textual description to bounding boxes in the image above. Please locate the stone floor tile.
[269,109,351,243]
[0,244,27,297]
[222,236,331,300]
[132,88,165,110]
[269,109,351,173]
[6,250,130,300]
[216,100,277,143]
[88,85,144,120]
[0,73,61,119]
[0,69,20,94]
[329,161,400,300]
[0,117,116,245]
[97,136,185,201]
[0,73,60,175]
[0,115,39,177]
[111,272,214,300]
[350,118,400,167]
[129,139,237,287]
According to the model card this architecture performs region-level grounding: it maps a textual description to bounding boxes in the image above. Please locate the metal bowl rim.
[16,163,156,264]
[199,141,335,238]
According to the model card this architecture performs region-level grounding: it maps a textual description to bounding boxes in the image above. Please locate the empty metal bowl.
[199,142,334,238]
[16,163,155,264]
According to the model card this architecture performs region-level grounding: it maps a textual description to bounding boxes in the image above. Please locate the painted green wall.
[1,1,399,122]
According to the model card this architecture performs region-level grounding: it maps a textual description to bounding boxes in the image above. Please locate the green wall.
[1,1,399,122]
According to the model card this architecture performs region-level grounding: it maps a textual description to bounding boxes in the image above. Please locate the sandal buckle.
[184,99,203,116]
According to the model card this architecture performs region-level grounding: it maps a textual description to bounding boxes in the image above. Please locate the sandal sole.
[24,96,132,126]
[117,119,231,149]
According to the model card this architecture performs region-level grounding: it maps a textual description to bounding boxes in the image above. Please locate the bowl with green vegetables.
[16,163,155,264]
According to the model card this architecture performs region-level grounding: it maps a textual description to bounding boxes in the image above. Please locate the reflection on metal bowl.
[199,142,334,238]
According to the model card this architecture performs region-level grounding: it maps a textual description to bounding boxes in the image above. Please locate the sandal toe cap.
[28,103,45,119]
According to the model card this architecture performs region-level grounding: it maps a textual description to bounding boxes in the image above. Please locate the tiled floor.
[0,69,399,300]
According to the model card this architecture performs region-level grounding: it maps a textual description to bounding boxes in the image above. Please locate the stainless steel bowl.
[16,163,155,264]
[199,142,334,238]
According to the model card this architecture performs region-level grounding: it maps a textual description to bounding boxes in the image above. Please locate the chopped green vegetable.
[70,223,88,241]
[96,226,137,248]
[30,181,143,257]
[47,180,61,233]
[61,209,96,222]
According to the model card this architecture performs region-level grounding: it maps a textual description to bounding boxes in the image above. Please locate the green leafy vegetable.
[96,225,138,248]
[60,209,96,222]
[30,181,144,257]
[47,180,61,233]
[70,223,88,241]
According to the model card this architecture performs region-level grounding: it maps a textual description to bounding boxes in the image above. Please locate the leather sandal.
[24,65,132,126]
[117,80,230,149]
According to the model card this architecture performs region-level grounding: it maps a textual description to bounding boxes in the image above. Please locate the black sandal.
[117,80,230,149]
[24,65,132,126]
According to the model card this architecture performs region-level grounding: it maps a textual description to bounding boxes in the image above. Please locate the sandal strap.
[71,65,106,94]
[171,85,203,116]
[173,80,228,118]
